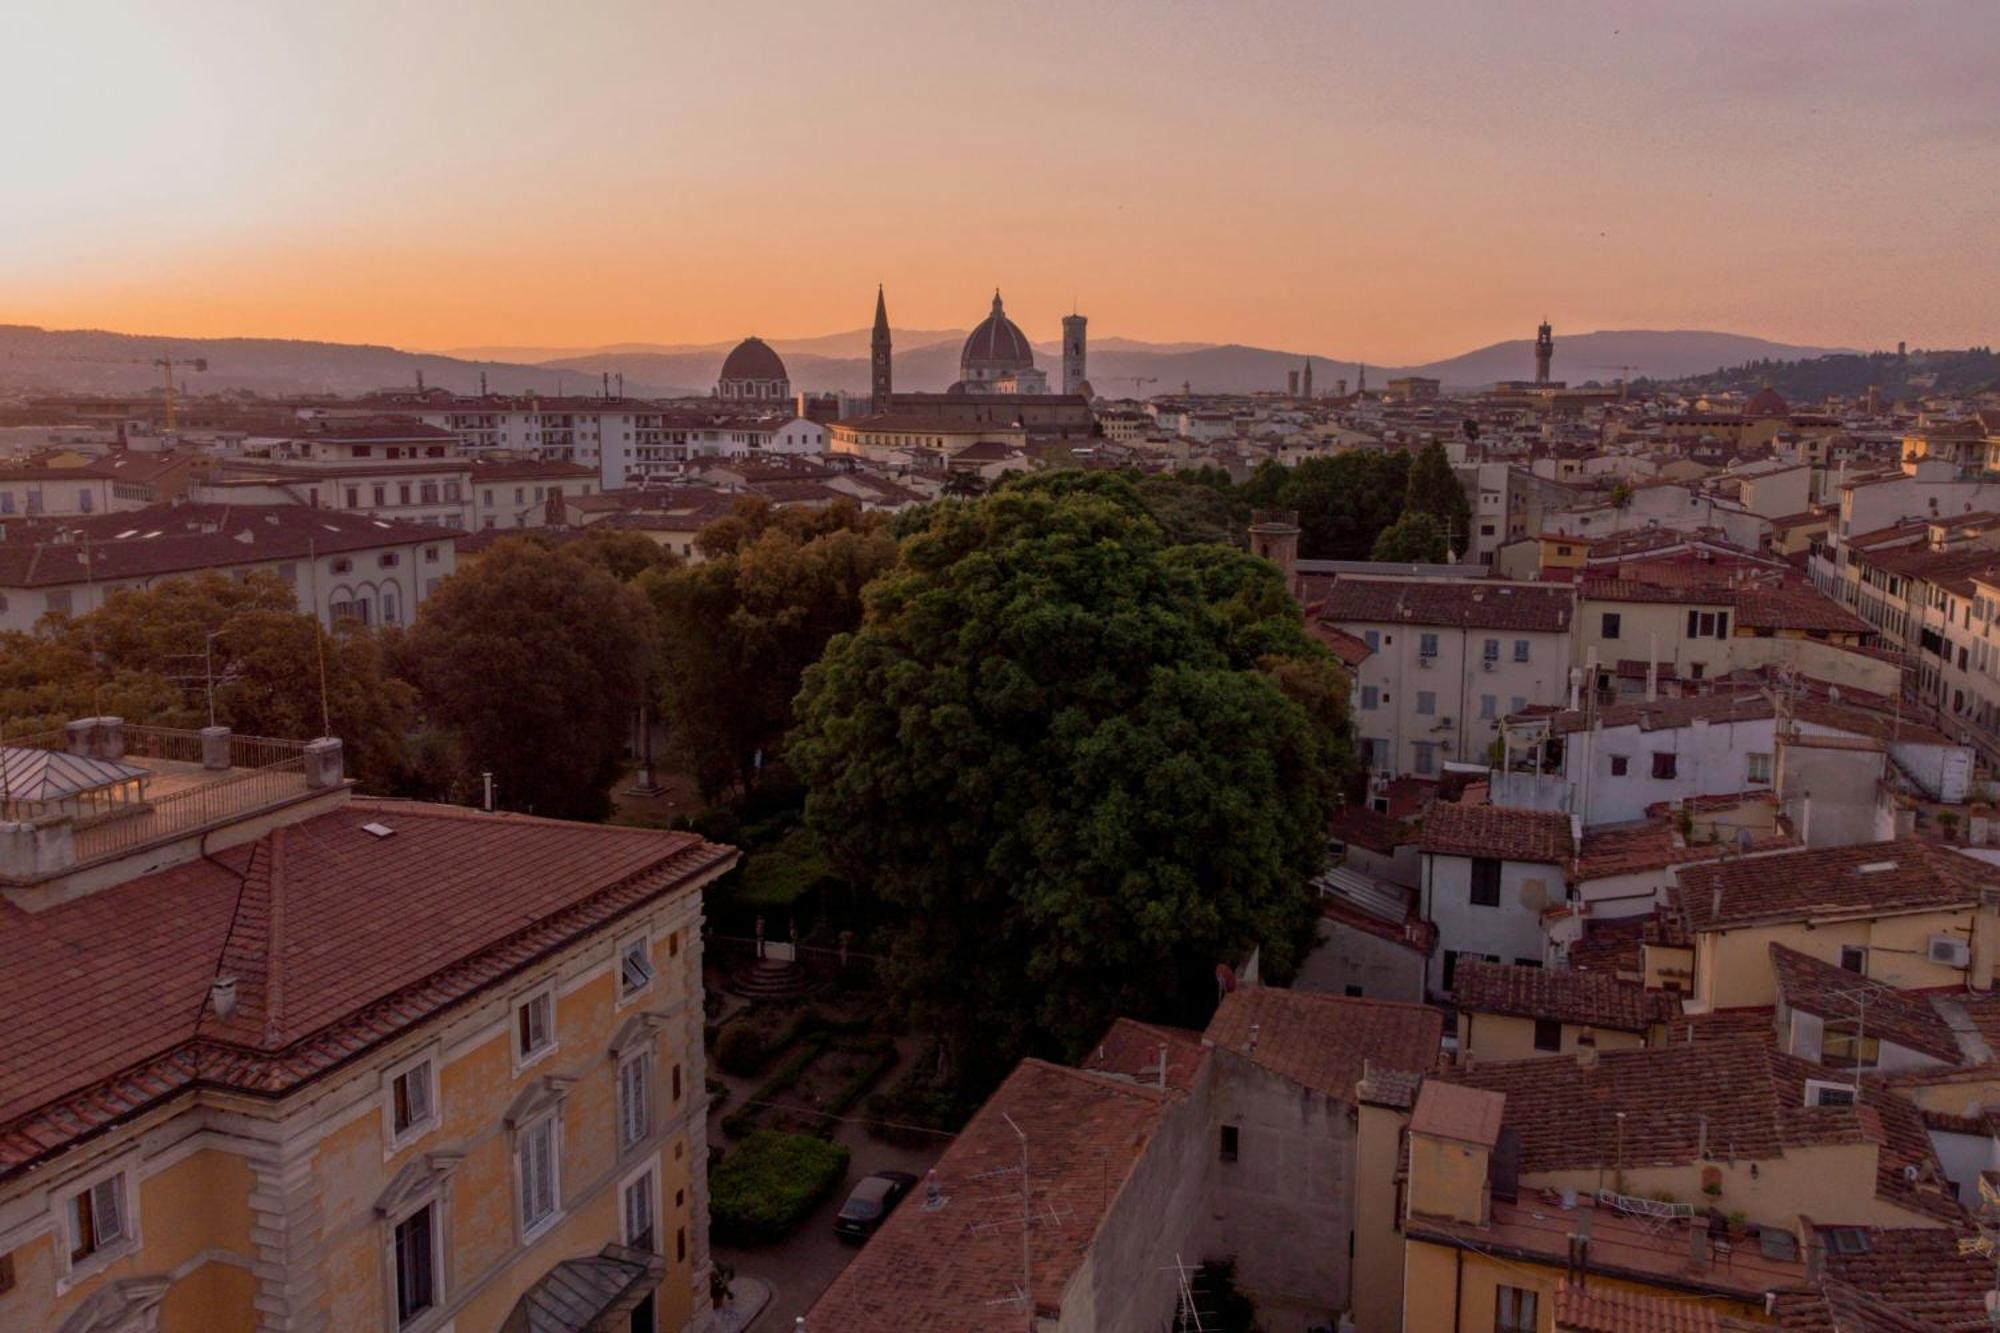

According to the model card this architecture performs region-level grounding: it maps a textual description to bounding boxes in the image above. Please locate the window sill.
[520,1207,567,1248]
[513,1042,559,1078]
[57,1238,139,1295]
[385,1117,442,1159]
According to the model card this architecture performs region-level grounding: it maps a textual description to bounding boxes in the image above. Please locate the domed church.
[953,291,1048,394]
[716,336,791,401]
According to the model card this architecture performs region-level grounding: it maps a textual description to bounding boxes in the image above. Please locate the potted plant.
[710,1261,735,1310]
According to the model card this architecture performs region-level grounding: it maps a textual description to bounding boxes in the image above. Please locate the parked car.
[834,1170,919,1241]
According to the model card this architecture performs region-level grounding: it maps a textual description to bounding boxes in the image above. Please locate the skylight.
[360,822,396,839]
[1856,861,1898,874]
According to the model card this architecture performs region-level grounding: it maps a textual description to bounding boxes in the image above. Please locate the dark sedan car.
[834,1170,919,1241]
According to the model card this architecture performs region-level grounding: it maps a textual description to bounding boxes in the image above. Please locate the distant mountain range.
[0,321,1853,401]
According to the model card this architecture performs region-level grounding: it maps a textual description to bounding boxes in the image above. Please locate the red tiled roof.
[1452,961,1680,1033]
[1420,802,1574,863]
[0,799,732,1179]
[1203,987,1442,1102]
[1077,1017,1209,1093]
[1675,841,1994,932]
[1306,619,1373,666]
[806,1059,1182,1331]
[1576,815,1792,880]
[1814,1227,1994,1329]
[1327,802,1418,854]
[1319,578,1574,633]
[1445,1039,1962,1224]
[1768,945,1963,1063]
[0,503,460,588]
[1553,1280,1743,1332]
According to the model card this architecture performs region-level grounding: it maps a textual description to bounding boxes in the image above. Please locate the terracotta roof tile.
[1319,578,1575,633]
[0,799,732,1179]
[1453,961,1681,1033]
[1203,988,1443,1102]
[1769,945,1964,1063]
[1675,841,1994,931]
[805,1060,1181,1331]
[1420,802,1574,863]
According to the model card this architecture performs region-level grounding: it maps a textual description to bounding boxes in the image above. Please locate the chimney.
[1577,1042,1598,1068]
[211,975,239,1020]
[303,737,345,789]
[1712,886,1724,921]
[199,725,232,772]
[1248,1022,1261,1054]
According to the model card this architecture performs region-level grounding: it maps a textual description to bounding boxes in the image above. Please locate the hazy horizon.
[5,1,1995,363]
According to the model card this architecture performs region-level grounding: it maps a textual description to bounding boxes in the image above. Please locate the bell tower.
[1061,312,1088,397]
[870,285,893,415]
[1535,319,1554,385]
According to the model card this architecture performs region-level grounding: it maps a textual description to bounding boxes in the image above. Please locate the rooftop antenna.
[1001,1112,1033,1333]
[308,539,331,738]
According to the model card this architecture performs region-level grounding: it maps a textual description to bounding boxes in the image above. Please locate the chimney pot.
[211,975,239,1019]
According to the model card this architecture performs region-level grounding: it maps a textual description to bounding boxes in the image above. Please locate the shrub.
[866,1043,981,1145]
[721,1033,829,1139]
[709,1131,850,1246]
[713,1022,773,1077]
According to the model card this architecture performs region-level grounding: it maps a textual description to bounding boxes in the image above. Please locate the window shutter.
[92,1177,123,1246]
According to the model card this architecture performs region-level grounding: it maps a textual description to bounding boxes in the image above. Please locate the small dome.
[961,290,1035,373]
[719,336,788,385]
[1745,385,1789,417]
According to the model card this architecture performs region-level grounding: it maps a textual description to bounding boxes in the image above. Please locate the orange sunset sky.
[4,0,1995,363]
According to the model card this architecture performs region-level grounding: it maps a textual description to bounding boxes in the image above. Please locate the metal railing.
[2,724,317,871]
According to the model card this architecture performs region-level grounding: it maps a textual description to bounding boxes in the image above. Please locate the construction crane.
[1116,376,1159,397]
[152,356,209,431]
[4,348,211,432]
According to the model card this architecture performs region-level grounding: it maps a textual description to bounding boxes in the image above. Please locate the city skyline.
[4,1,1996,362]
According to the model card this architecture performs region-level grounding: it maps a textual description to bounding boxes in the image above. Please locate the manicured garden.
[708,1130,851,1246]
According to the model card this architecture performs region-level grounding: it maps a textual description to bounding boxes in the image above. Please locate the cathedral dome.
[720,336,787,384]
[717,337,790,400]
[960,291,1035,375]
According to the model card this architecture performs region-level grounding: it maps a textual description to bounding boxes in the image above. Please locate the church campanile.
[870,285,893,415]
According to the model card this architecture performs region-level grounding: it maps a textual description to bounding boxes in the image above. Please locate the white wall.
[1421,852,1564,997]
[1348,620,1569,779]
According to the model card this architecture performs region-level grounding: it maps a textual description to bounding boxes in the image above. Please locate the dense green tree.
[1404,441,1471,552]
[791,486,1350,1087]
[0,571,420,792]
[1235,452,1410,559]
[644,497,897,802]
[405,540,656,820]
[541,526,683,581]
[1370,511,1450,562]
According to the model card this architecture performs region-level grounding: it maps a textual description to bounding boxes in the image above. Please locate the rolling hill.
[0,322,1854,401]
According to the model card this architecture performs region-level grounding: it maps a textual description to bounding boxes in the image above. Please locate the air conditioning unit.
[1418,654,1436,668]
[1929,935,1972,968]
[1481,658,1497,672]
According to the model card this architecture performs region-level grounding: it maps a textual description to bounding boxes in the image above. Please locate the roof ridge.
[1018,1058,1177,1104]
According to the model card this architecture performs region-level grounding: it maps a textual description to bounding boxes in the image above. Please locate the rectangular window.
[519,1117,558,1231]
[1602,612,1621,639]
[621,938,656,997]
[517,990,554,1062]
[1652,752,1677,779]
[420,482,439,505]
[1218,1125,1239,1162]
[394,1204,436,1325]
[373,484,387,507]
[1805,1079,1857,1108]
[1510,695,1526,713]
[1470,858,1502,907]
[1821,1023,1880,1070]
[623,1171,657,1252]
[1496,1285,1538,1333]
[1413,742,1437,776]
[1417,690,1437,716]
[67,1174,126,1263]
[1480,694,1496,720]
[1513,639,1529,662]
[1420,632,1439,657]
[1533,1018,1563,1052]
[1839,945,1866,973]
[1363,629,1380,652]
[398,483,412,505]
[392,1060,434,1138]
[1748,752,1774,784]
[620,1052,654,1151]
[345,486,360,508]
[1610,754,1629,776]
[1360,685,1379,710]
[1483,638,1500,661]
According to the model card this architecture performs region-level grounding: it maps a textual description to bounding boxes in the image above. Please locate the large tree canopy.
[1,571,418,791]
[1403,441,1472,553]
[405,539,656,820]
[1236,452,1411,559]
[1369,510,1450,563]
[791,482,1351,1083]
[645,497,898,803]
